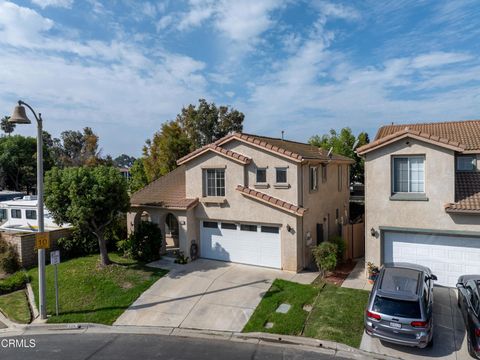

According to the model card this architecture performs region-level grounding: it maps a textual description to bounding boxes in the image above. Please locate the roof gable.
[177,144,251,166]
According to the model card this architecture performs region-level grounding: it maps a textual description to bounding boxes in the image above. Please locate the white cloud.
[411,51,472,69]
[31,0,73,9]
[315,1,360,21]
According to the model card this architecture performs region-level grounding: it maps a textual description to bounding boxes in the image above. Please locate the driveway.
[114,258,317,332]
[360,286,470,360]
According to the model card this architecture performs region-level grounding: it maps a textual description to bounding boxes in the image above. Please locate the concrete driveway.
[360,286,471,360]
[114,258,317,332]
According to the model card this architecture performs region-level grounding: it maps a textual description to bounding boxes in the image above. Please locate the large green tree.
[114,154,136,168]
[52,127,103,167]
[129,158,148,193]
[44,166,129,266]
[0,116,15,136]
[309,128,369,183]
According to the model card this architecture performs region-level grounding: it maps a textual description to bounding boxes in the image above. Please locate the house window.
[221,222,237,230]
[240,224,257,232]
[0,209,6,220]
[309,166,318,191]
[276,168,287,183]
[457,156,476,171]
[256,168,267,183]
[203,221,218,228]
[261,226,279,234]
[392,156,425,193]
[26,210,37,220]
[321,164,327,183]
[11,209,21,219]
[338,165,342,192]
[204,169,225,197]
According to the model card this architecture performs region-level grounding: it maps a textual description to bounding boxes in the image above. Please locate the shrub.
[0,238,20,274]
[57,226,98,260]
[312,242,338,277]
[117,221,163,262]
[0,271,29,295]
[329,235,346,262]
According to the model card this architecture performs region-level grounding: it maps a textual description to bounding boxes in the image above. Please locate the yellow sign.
[35,232,50,249]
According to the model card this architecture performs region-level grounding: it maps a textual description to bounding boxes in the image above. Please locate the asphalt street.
[0,333,352,360]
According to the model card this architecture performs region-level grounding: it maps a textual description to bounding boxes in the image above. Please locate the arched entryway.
[165,213,179,249]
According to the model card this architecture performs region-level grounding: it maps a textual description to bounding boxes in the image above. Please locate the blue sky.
[0,0,479,157]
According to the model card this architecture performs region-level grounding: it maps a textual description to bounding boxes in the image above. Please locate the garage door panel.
[384,231,480,287]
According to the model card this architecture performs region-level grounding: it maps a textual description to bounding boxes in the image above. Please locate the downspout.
[300,162,305,269]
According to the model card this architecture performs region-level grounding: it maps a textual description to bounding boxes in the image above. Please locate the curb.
[0,322,401,359]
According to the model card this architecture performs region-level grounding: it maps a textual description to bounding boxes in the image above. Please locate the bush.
[329,235,346,262]
[0,271,29,295]
[117,221,163,262]
[0,238,20,274]
[312,242,338,277]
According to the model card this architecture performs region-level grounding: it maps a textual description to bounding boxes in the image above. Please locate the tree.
[309,128,369,183]
[143,121,191,181]
[53,127,103,167]
[45,166,129,266]
[0,116,15,136]
[177,99,244,149]
[114,154,136,168]
[129,158,148,192]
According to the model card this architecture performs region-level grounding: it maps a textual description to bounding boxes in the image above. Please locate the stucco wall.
[364,138,480,267]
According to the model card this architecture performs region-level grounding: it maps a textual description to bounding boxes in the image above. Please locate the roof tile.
[445,172,480,213]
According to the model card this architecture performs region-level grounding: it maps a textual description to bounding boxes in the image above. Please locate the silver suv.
[364,263,437,348]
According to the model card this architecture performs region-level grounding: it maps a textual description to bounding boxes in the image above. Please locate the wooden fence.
[342,222,365,260]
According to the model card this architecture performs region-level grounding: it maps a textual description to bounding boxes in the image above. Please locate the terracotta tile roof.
[218,133,354,163]
[357,128,466,155]
[445,172,480,213]
[130,166,198,209]
[236,185,307,216]
[177,143,251,165]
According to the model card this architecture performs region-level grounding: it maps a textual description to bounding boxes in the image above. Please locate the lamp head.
[9,105,31,124]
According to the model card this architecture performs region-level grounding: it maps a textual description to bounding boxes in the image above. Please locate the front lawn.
[243,280,369,348]
[28,253,167,325]
[0,290,31,324]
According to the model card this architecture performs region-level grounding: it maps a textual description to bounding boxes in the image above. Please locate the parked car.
[457,275,480,359]
[365,262,437,348]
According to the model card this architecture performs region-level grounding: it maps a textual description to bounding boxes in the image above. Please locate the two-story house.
[128,133,353,272]
[357,120,480,286]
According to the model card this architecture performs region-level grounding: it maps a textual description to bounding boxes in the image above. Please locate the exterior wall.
[301,162,351,267]
[364,138,480,267]
[184,146,302,271]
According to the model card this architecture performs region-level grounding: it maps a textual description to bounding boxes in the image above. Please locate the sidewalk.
[341,258,372,291]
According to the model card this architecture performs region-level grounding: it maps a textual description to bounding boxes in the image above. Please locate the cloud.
[31,0,73,9]
[315,1,361,21]
[411,51,472,69]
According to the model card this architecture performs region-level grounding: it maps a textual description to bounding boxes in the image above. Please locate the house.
[127,133,353,272]
[357,120,480,287]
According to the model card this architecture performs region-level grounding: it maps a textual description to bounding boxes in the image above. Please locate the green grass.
[27,253,167,325]
[243,279,318,334]
[243,280,370,348]
[0,290,31,324]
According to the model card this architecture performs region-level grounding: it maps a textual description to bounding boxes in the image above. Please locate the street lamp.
[9,100,47,320]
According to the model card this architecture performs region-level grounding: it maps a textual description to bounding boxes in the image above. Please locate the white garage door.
[384,231,480,287]
[200,220,281,269]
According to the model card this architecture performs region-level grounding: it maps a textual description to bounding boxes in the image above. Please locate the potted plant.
[367,262,379,284]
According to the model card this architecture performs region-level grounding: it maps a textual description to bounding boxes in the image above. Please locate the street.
[0,333,352,360]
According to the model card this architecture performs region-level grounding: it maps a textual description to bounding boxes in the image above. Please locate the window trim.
[309,166,318,191]
[26,209,37,220]
[204,168,225,197]
[11,209,21,219]
[456,156,476,172]
[321,164,327,183]
[391,155,426,195]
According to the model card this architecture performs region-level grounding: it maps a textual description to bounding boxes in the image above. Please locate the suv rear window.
[373,296,421,318]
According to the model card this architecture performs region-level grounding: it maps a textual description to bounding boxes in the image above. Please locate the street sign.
[35,232,50,249]
[50,250,60,265]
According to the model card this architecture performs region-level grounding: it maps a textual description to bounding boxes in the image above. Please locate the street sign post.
[50,250,60,316]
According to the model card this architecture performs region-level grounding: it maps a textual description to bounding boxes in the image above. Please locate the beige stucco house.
[357,120,480,286]
[128,133,353,272]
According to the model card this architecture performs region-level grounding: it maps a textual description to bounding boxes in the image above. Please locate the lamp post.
[9,100,46,320]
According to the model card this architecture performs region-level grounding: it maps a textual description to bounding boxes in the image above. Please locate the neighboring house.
[128,133,353,272]
[357,120,480,287]
[118,167,131,181]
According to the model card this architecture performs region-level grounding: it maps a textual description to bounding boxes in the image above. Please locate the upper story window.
[256,168,267,183]
[276,167,287,184]
[204,168,225,197]
[321,164,327,183]
[392,156,425,193]
[309,166,318,191]
[456,156,476,172]
[26,210,37,220]
[338,165,343,192]
[11,209,21,219]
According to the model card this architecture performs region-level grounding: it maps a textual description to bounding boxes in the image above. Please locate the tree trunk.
[95,230,111,266]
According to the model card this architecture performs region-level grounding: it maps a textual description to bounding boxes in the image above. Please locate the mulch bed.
[324,260,357,286]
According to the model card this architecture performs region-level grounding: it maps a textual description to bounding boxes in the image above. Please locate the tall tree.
[309,128,369,183]
[143,121,191,181]
[129,158,148,193]
[0,116,15,136]
[44,166,129,266]
[114,154,136,168]
[54,127,103,167]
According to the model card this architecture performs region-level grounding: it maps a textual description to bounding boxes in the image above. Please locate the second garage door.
[384,231,480,287]
[200,220,281,269]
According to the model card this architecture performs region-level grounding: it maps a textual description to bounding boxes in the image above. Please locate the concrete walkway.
[341,258,372,291]
[114,258,318,332]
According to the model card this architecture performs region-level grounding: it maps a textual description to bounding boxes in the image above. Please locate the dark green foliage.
[0,271,29,295]
[129,158,148,192]
[329,235,346,262]
[114,154,136,168]
[312,242,338,277]
[118,221,163,262]
[1,116,15,135]
[0,238,20,274]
